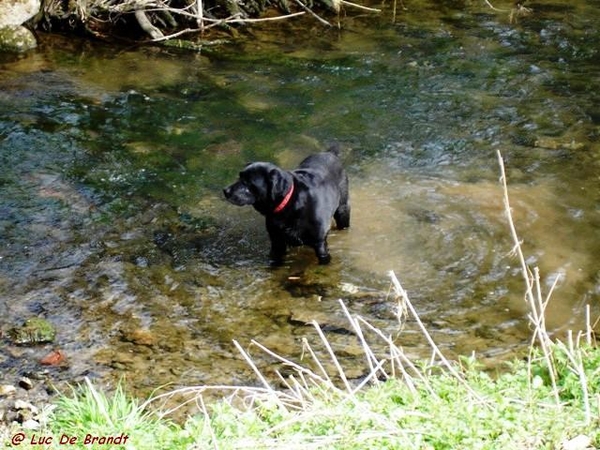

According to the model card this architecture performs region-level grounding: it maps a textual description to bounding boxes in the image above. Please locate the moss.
[0,25,37,52]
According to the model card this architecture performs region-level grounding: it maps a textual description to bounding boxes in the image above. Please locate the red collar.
[273,182,294,213]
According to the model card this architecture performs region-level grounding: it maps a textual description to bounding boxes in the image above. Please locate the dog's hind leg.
[334,175,350,229]
[334,204,350,230]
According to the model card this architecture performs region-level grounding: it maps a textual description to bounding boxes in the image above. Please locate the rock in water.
[8,318,56,345]
[0,0,41,52]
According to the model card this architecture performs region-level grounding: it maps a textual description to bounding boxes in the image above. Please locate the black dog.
[223,145,350,265]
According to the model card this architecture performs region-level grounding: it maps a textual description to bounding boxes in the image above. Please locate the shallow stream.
[1,0,599,406]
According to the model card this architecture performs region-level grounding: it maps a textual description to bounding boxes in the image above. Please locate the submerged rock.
[40,349,66,366]
[0,385,16,396]
[8,318,56,345]
[18,377,33,391]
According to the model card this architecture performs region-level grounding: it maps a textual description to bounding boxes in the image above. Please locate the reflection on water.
[1,0,599,401]
[343,160,596,329]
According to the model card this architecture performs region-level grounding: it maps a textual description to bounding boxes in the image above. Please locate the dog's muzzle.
[223,182,255,206]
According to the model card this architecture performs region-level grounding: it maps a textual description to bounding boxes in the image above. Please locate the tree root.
[135,9,164,39]
[35,0,380,44]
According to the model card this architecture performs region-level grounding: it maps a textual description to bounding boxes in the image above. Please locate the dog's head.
[223,162,292,214]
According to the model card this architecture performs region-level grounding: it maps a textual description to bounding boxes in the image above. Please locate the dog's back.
[297,143,343,175]
[293,144,349,232]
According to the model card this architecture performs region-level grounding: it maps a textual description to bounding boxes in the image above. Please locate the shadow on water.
[1,0,599,407]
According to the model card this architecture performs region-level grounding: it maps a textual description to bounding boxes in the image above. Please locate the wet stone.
[109,352,136,369]
[14,399,38,415]
[256,334,298,356]
[18,377,33,390]
[0,25,37,52]
[21,369,51,381]
[8,318,56,345]
[121,328,156,346]
[21,419,41,430]
[134,256,149,267]
[344,366,367,380]
[289,309,354,335]
[335,341,365,357]
[40,349,66,366]
[0,385,16,396]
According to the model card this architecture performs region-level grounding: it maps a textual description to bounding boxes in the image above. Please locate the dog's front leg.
[269,241,287,266]
[313,240,331,265]
[267,221,287,265]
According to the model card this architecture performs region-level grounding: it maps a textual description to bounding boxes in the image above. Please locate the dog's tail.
[327,142,341,157]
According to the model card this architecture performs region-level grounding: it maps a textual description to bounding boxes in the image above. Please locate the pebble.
[0,379,51,434]
[18,377,33,390]
[0,385,16,396]
[21,419,41,430]
[14,399,38,415]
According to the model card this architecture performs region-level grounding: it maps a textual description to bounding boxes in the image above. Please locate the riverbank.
[2,281,598,449]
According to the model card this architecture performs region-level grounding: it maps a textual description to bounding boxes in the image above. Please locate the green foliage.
[42,346,600,449]
[529,342,600,403]
[48,381,189,449]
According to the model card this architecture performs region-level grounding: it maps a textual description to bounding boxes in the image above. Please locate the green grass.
[10,340,597,449]
[35,379,185,449]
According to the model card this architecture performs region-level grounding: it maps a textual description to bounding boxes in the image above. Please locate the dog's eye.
[238,178,253,192]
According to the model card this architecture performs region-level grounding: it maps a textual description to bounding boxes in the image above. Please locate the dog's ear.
[268,167,289,199]
[268,167,283,187]
[268,168,280,180]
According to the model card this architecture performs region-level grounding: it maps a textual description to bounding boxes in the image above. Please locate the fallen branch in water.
[148,12,307,44]
[292,0,332,27]
[340,0,381,12]
[483,0,532,23]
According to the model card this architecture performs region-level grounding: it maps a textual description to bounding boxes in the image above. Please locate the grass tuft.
[47,379,184,449]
